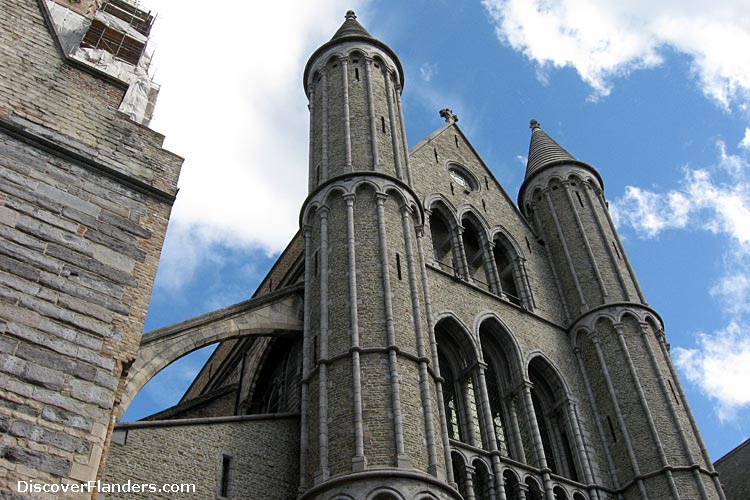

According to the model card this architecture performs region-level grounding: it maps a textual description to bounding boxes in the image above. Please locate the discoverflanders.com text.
[17,479,196,495]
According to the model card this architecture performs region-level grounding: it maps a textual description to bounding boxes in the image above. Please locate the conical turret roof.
[518,119,604,207]
[331,10,373,40]
[304,11,404,96]
[525,119,577,179]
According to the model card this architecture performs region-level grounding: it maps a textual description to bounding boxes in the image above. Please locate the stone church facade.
[0,3,729,500]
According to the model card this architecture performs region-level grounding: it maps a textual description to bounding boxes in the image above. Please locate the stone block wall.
[105,416,300,500]
[0,0,181,496]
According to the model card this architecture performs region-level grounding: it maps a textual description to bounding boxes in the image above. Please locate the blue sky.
[124,0,750,461]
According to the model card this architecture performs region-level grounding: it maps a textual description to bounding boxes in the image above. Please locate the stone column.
[320,68,329,179]
[308,89,316,191]
[345,194,366,470]
[384,70,403,180]
[476,362,508,500]
[340,57,352,171]
[394,82,413,186]
[400,206,438,474]
[299,225,313,491]
[364,57,380,170]
[316,206,330,482]
[582,183,631,301]
[520,382,555,500]
[375,192,409,467]
[416,224,455,484]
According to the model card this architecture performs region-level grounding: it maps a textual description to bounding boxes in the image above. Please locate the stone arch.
[524,476,544,500]
[450,451,469,500]
[301,200,321,228]
[352,177,383,197]
[120,286,304,416]
[572,491,587,500]
[490,229,528,306]
[428,201,460,274]
[436,316,481,445]
[502,468,522,500]
[472,458,493,500]
[477,315,524,459]
[553,485,569,500]
[456,205,491,234]
[459,210,492,289]
[570,326,591,349]
[424,193,458,220]
[527,355,581,481]
[318,184,350,208]
[367,487,405,500]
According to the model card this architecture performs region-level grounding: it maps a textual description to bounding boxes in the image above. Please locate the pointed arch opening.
[478,318,524,461]
[246,336,302,415]
[436,317,481,447]
[461,216,490,290]
[528,356,580,481]
[429,207,457,274]
[492,234,525,306]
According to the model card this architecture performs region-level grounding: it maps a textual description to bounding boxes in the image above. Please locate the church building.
[0,3,728,500]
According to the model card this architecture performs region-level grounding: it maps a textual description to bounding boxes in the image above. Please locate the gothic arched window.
[436,318,482,447]
[492,236,523,306]
[247,336,301,414]
[430,209,457,274]
[528,357,580,481]
[478,318,525,461]
[461,217,490,290]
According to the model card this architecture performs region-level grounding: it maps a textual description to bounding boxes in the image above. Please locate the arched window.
[447,164,479,192]
[430,209,457,274]
[503,470,522,500]
[461,217,490,290]
[528,357,580,481]
[525,477,543,500]
[451,452,469,500]
[492,236,522,306]
[472,460,492,500]
[436,318,482,447]
[247,336,301,414]
[553,486,569,500]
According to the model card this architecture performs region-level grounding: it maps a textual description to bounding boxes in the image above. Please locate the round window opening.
[448,166,477,192]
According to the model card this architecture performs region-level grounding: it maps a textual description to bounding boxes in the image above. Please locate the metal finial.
[440,108,459,124]
[345,10,357,20]
[530,119,540,130]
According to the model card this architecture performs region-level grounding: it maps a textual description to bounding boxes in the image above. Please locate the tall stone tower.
[518,121,724,499]
[299,11,457,500]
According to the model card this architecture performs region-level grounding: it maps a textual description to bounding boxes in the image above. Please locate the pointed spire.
[331,10,373,40]
[525,119,577,180]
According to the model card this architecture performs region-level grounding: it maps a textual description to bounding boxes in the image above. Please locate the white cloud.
[611,143,750,244]
[481,0,750,107]
[740,128,750,150]
[142,1,370,289]
[419,62,438,82]
[674,322,750,422]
